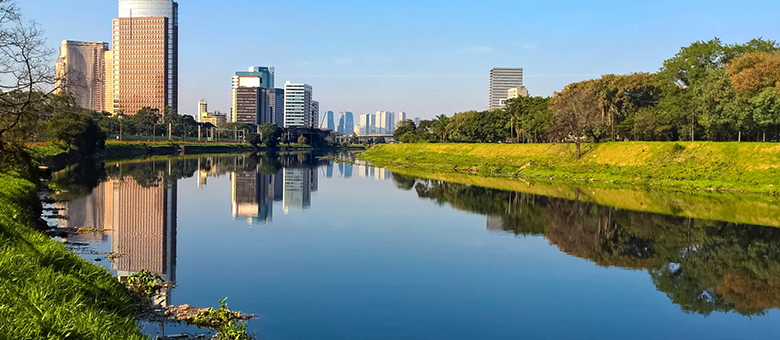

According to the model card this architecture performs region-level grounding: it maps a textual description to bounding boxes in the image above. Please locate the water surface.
[53,153,780,339]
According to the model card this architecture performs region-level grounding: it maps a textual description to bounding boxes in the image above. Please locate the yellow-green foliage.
[0,172,147,339]
[362,142,780,194]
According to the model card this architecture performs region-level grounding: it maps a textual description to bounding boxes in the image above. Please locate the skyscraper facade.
[323,111,335,130]
[232,87,262,125]
[261,88,284,126]
[375,111,395,134]
[337,115,345,134]
[489,67,523,110]
[359,113,375,135]
[112,0,179,115]
[55,40,109,112]
[232,66,274,89]
[311,101,319,129]
[344,112,354,135]
[283,81,312,128]
[197,99,207,122]
[397,111,408,126]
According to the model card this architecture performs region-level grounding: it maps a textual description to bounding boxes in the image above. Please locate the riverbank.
[360,142,780,195]
[103,141,366,161]
[0,162,146,339]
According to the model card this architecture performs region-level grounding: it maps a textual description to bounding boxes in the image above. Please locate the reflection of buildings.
[109,178,177,285]
[58,174,178,306]
[283,168,312,212]
[231,171,274,224]
[56,183,108,243]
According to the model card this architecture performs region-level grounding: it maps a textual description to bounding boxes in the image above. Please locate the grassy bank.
[361,142,780,195]
[0,166,146,338]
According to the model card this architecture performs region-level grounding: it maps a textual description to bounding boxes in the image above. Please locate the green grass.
[25,143,70,160]
[0,170,147,339]
[361,142,780,195]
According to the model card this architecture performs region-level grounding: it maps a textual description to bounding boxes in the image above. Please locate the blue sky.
[22,0,780,119]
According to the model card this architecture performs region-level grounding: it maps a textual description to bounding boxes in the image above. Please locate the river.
[50,152,780,339]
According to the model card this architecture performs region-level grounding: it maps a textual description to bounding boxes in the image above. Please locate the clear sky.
[22,0,780,119]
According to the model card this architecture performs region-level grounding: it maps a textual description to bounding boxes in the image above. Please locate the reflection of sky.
[169,164,780,340]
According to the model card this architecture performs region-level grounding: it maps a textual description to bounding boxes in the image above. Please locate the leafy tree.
[393,119,416,140]
[433,114,450,142]
[258,123,282,148]
[297,135,308,145]
[549,80,601,158]
[245,132,261,147]
[47,107,105,155]
[375,136,386,144]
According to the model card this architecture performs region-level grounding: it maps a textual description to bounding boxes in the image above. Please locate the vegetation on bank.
[361,142,780,194]
[394,38,780,156]
[0,170,147,339]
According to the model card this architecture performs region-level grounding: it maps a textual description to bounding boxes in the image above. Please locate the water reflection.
[395,174,780,316]
[52,154,780,327]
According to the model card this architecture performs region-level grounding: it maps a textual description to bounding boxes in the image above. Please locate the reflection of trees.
[393,174,780,316]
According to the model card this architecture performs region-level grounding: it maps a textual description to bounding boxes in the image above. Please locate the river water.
[52,153,780,339]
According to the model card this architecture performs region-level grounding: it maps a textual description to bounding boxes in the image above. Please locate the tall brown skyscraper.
[55,40,109,112]
[110,0,178,115]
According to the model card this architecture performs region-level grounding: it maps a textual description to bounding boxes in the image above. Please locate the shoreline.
[359,142,780,196]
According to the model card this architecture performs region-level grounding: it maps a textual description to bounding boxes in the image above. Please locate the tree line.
[394,38,780,157]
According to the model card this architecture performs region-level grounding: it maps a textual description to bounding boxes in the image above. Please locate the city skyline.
[23,0,780,118]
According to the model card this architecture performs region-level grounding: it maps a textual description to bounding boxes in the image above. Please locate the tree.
[375,136,386,144]
[727,52,780,96]
[549,81,601,159]
[245,132,261,147]
[433,114,450,142]
[258,123,282,148]
[0,0,54,153]
[297,135,308,145]
[393,119,416,140]
[47,107,105,156]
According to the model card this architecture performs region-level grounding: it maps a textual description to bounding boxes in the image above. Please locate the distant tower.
[310,101,319,129]
[55,40,110,112]
[344,112,354,135]
[197,99,207,122]
[337,115,346,134]
[324,111,335,131]
[489,67,523,110]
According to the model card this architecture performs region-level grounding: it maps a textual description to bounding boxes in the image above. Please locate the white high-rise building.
[396,112,408,128]
[375,111,395,134]
[489,67,523,110]
[283,81,313,128]
[359,113,375,135]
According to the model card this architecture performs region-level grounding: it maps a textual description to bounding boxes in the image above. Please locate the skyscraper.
[55,40,109,112]
[283,81,312,128]
[323,111,335,130]
[344,112,354,135]
[311,101,319,129]
[337,115,345,134]
[111,0,179,115]
[359,113,375,135]
[261,88,284,126]
[489,67,523,110]
[375,111,395,134]
[232,87,262,125]
[232,66,274,89]
[397,111,408,126]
